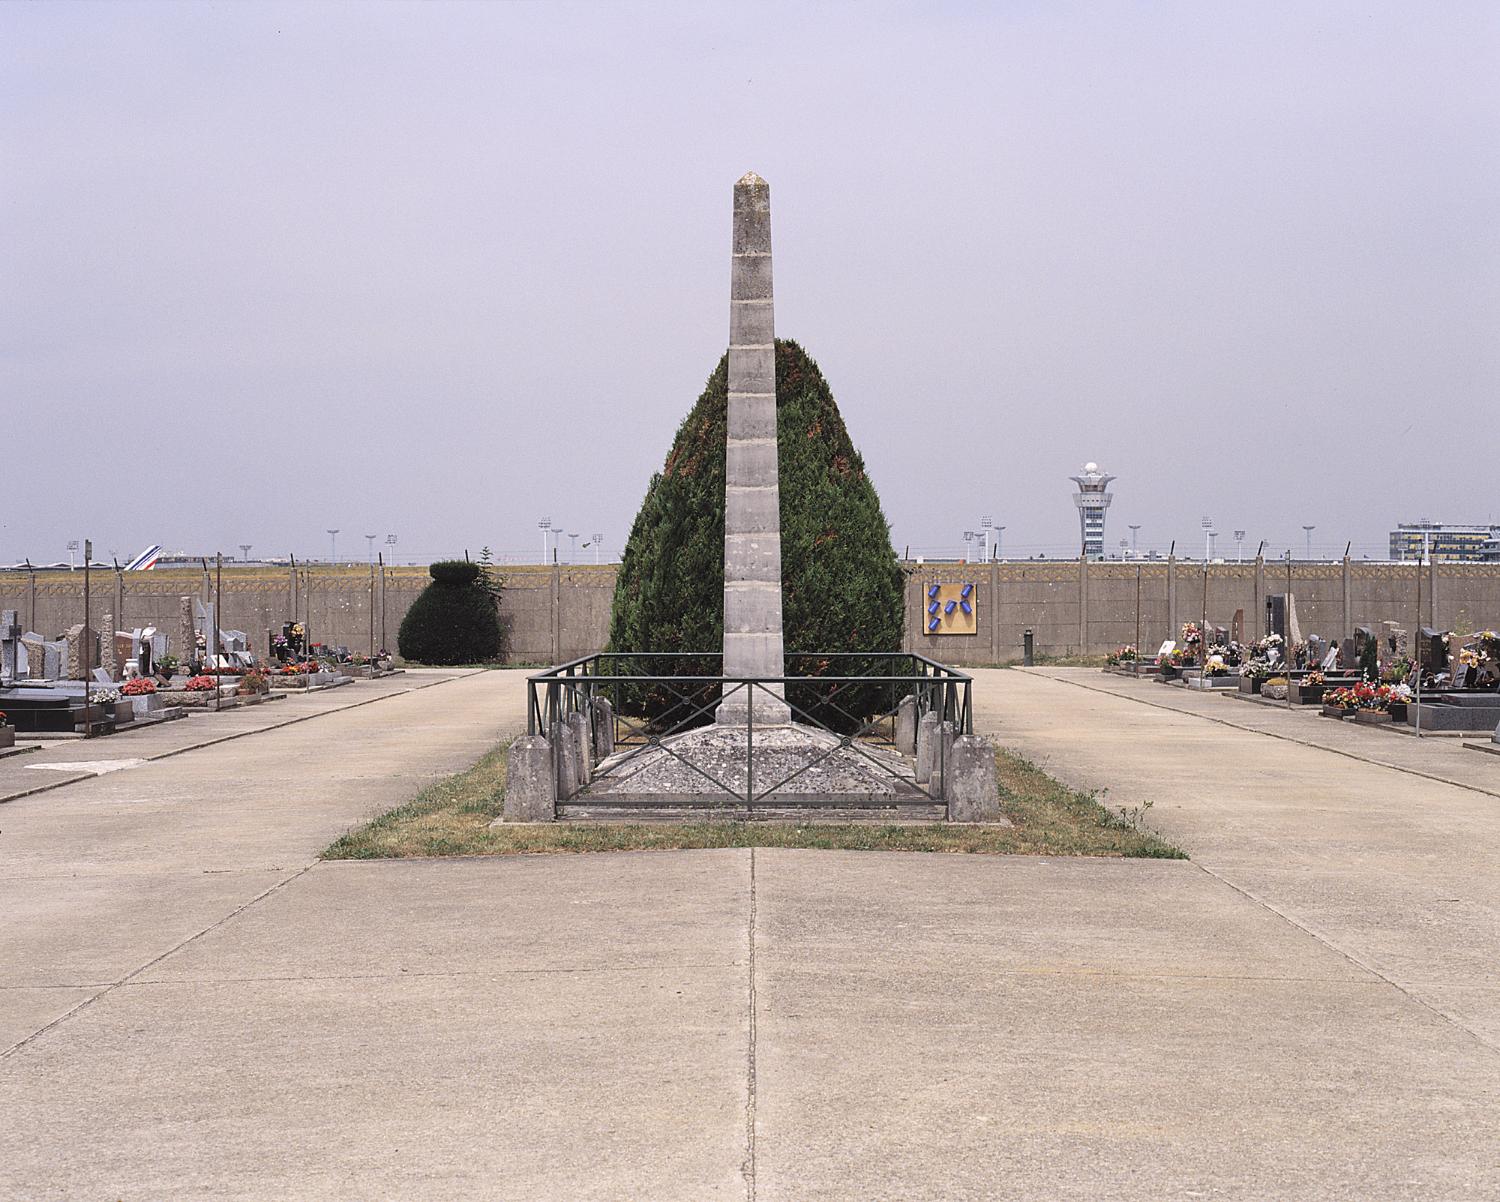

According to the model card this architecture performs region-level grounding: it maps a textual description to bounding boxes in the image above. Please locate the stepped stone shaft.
[718,172,790,725]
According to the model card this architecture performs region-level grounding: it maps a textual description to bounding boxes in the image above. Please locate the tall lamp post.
[567,532,579,563]
[994,525,1006,562]
[384,533,397,567]
[239,543,252,563]
[980,515,993,563]
[1302,525,1316,561]
[1201,516,1213,563]
[538,518,551,565]
[1234,530,1246,564]
[592,532,604,565]
[326,529,339,564]
[1128,525,1141,558]
[364,534,377,564]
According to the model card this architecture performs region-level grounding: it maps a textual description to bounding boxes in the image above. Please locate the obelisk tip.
[736,171,767,188]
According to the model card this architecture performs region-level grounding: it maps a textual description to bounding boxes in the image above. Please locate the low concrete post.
[592,696,616,758]
[914,711,939,784]
[1492,718,1499,747]
[930,720,956,797]
[500,734,556,822]
[568,711,593,785]
[895,695,918,757]
[946,734,1000,822]
[554,719,580,800]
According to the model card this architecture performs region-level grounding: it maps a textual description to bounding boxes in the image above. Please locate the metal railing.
[526,651,972,808]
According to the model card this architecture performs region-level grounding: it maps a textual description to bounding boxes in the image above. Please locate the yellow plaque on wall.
[922,582,977,636]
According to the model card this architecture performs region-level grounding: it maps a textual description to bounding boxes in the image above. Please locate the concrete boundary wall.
[5,560,1498,667]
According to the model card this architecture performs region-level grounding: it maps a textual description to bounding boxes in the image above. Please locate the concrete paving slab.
[752,850,1500,1202]
[1,971,746,1201]
[145,853,751,981]
[0,987,98,1053]
[0,868,289,989]
[2,854,751,1201]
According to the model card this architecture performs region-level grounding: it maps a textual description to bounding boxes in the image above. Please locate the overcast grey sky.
[4,2,1496,566]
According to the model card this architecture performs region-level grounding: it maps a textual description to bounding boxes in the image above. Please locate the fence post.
[1077,553,1089,655]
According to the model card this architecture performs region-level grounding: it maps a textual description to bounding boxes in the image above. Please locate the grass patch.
[323,743,1184,860]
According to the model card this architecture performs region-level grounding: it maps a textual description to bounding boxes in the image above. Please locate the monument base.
[571,722,931,812]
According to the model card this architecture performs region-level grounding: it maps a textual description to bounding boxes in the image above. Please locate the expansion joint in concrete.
[743,847,758,1200]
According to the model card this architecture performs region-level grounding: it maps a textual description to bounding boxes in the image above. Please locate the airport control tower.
[1070,463,1115,558]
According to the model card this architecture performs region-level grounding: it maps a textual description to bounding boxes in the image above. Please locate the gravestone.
[1381,621,1408,664]
[1320,644,1339,671]
[1231,609,1245,645]
[20,633,47,679]
[100,612,118,679]
[1418,627,1445,673]
[65,624,98,681]
[0,610,20,680]
[179,597,195,671]
[1265,594,1286,639]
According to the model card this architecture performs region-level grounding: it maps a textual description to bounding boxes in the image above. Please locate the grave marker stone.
[0,609,20,680]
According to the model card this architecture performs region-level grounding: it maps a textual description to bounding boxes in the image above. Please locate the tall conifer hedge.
[608,340,903,725]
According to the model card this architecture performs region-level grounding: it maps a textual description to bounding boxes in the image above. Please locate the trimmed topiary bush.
[609,339,904,726]
[398,560,504,665]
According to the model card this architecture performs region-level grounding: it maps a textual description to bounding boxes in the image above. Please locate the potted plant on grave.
[90,687,132,725]
[1205,653,1231,678]
[1157,648,1184,680]
[0,709,13,750]
[1293,668,1327,705]
[1322,685,1359,718]
[237,669,270,697]
[1240,659,1273,694]
[122,675,160,717]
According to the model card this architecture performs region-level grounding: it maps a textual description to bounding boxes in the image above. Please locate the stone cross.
[717,172,790,726]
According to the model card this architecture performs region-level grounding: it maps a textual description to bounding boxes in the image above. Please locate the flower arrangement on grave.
[1304,668,1325,687]
[1205,653,1230,677]
[157,654,180,677]
[1105,645,1137,666]
[0,709,7,727]
[238,669,270,695]
[278,660,319,676]
[89,688,121,705]
[184,675,218,692]
[1458,647,1480,668]
[1324,685,1359,711]
[1241,658,1275,680]
[121,677,157,696]
[1180,622,1201,646]
[1382,657,1414,685]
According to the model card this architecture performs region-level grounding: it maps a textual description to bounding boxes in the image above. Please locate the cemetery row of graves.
[1104,612,1500,737]
[0,599,397,743]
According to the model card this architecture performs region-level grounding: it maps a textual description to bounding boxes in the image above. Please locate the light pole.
[1302,525,1315,561]
[1128,525,1141,557]
[980,515,993,563]
[1201,516,1213,563]
[1208,530,1218,561]
[592,532,603,565]
[995,525,1005,561]
[326,529,339,563]
[385,533,397,566]
[963,531,975,564]
[567,532,579,563]
[239,544,252,563]
[67,539,78,570]
[364,534,376,564]
[538,518,551,564]
[1234,530,1246,564]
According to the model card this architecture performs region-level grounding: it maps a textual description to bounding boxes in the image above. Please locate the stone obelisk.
[717,172,791,725]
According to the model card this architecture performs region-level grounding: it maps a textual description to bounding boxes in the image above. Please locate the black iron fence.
[526,651,972,807]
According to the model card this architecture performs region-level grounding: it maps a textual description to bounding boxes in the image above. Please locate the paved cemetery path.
[0,670,482,804]
[4,666,1499,1198]
[974,667,1500,1051]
